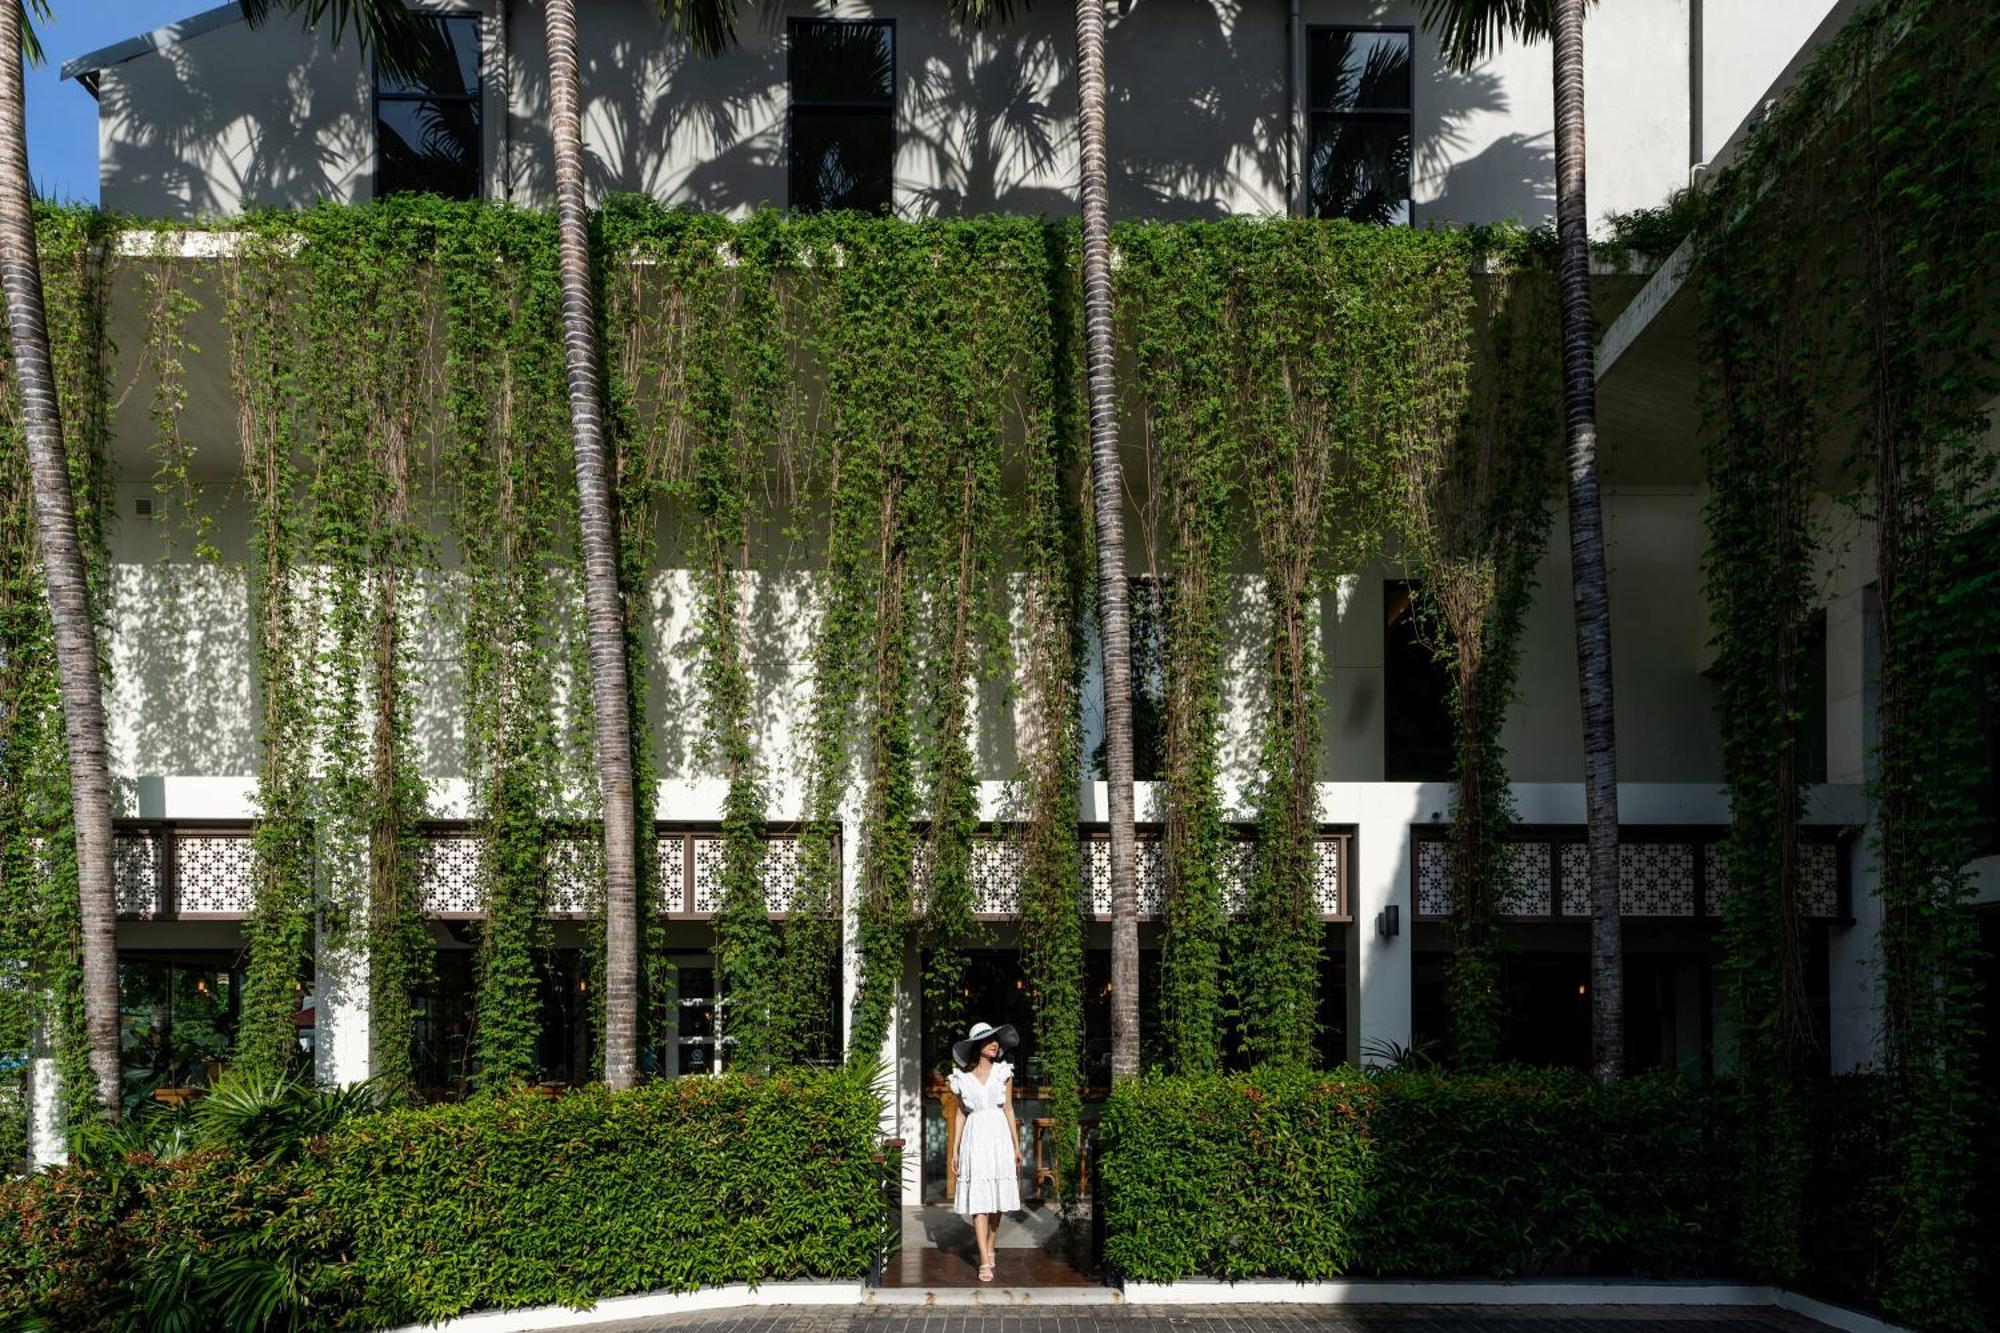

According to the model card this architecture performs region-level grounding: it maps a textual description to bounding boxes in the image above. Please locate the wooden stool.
[1031,1117,1060,1198]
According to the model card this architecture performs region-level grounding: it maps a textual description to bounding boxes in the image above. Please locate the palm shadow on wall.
[506,20,784,210]
[95,31,364,214]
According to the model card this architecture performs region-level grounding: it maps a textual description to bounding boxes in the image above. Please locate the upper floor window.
[376,14,482,200]
[1384,580,1453,781]
[1307,26,1413,225]
[789,19,895,213]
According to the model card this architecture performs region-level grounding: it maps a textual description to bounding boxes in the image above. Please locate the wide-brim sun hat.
[953,1020,1019,1069]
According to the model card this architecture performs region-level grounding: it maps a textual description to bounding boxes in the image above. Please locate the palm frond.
[658,0,740,59]
[1417,0,1578,72]
[22,0,54,66]
[950,0,1030,29]
[237,0,442,84]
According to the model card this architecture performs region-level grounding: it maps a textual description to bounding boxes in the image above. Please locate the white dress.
[949,1060,1021,1215]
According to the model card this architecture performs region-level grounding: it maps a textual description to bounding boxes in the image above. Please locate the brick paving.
[582,1305,1832,1333]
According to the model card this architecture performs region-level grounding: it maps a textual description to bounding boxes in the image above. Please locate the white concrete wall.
[91,0,1717,232]
[101,481,1746,802]
[1697,0,1843,166]
[1504,488,1723,784]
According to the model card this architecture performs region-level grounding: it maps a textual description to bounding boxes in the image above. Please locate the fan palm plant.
[1418,0,1623,1078]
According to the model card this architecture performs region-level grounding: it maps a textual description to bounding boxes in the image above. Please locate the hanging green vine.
[221,222,317,1082]
[1397,241,1560,1070]
[1693,0,1998,1322]
[1015,219,1087,1189]
[433,205,571,1089]
[0,206,114,1149]
[1117,225,1235,1075]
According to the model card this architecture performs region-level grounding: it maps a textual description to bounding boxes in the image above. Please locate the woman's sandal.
[978,1261,995,1283]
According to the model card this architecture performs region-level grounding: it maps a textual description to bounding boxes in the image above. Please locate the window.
[1307,26,1413,224]
[375,13,482,200]
[1384,581,1454,781]
[1798,609,1829,786]
[1091,574,1166,781]
[788,19,895,213]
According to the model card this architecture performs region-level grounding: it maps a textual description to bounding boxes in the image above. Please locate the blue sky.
[27,1,212,204]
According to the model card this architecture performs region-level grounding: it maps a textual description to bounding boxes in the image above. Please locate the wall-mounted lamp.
[1375,904,1400,939]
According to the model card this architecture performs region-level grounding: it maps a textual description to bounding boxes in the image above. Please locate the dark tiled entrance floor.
[588,1305,1834,1333]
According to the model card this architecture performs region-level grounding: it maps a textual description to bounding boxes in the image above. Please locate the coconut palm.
[1070,0,1140,1082]
[1419,0,1622,1078]
[0,0,122,1119]
[538,0,648,1088]
[254,0,739,1088]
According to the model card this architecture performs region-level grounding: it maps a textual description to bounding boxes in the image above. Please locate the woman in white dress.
[948,1020,1023,1282]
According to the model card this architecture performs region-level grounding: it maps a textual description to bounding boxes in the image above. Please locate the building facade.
[32,0,1999,1209]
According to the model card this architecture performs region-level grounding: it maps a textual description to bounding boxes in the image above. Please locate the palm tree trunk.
[0,1,121,1118]
[1552,0,1622,1080]
[1073,0,1138,1083]
[544,0,641,1089]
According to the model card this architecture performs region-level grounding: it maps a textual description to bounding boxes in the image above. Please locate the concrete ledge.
[381,1282,866,1332]
[1121,1279,1771,1306]
[1773,1289,1911,1333]
[865,1287,1124,1306]
[1121,1279,1908,1331]
[381,1278,1911,1332]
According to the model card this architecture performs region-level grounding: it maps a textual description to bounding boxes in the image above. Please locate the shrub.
[1101,1066,1724,1282]
[320,1072,893,1326]
[0,1069,893,1331]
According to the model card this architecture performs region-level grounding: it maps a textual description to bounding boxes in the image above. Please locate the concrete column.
[28,1050,64,1169]
[1823,583,1883,1073]
[1827,822,1883,1073]
[1344,782,1429,1065]
[314,920,371,1088]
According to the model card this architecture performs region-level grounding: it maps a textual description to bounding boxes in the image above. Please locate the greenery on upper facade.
[1692,0,1999,1325]
[0,1068,893,1330]
[0,200,1572,1158]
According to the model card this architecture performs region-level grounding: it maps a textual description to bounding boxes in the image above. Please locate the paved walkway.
[584,1305,1832,1333]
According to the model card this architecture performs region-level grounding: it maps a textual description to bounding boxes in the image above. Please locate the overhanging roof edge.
[59,3,247,89]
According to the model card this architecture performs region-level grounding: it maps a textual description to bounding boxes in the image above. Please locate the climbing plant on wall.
[1117,224,1236,1075]
[0,205,113,1148]
[5,205,1578,1142]
[1015,221,1087,1186]
[1694,0,1999,1321]
[1395,242,1560,1070]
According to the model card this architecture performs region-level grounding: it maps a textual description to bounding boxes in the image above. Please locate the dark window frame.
[1305,23,1415,225]
[372,11,484,202]
[786,16,897,214]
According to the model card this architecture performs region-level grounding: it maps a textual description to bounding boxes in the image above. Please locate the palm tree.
[540,0,645,1089]
[254,0,738,1089]
[1071,0,1140,1082]
[0,0,121,1119]
[1419,0,1622,1078]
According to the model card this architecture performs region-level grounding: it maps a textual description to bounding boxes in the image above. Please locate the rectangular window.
[1307,26,1413,224]
[788,18,895,214]
[375,13,482,200]
[1383,580,1454,781]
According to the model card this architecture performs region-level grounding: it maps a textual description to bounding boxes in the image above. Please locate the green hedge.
[1099,1066,1726,1282]
[0,1071,894,1330]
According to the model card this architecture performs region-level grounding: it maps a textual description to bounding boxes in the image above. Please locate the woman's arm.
[1004,1072,1023,1167]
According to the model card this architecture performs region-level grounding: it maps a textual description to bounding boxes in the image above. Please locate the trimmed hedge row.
[1099,1065,1998,1329]
[1099,1065,1727,1283]
[1,1070,894,1330]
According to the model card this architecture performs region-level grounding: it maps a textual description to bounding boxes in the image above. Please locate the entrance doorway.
[901,948,1107,1287]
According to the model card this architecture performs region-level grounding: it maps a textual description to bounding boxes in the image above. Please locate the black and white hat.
[952,1020,1020,1069]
